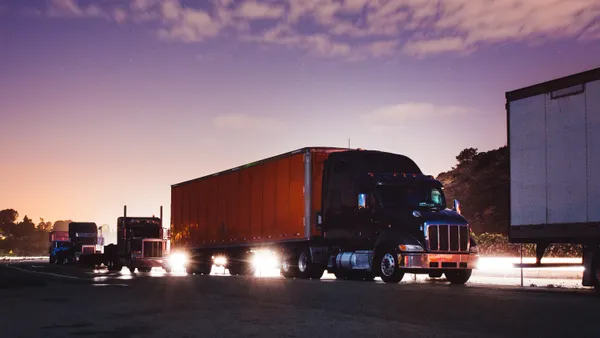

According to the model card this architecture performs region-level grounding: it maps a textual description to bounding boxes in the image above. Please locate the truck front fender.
[373,231,424,253]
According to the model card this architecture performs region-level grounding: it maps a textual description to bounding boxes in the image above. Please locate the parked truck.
[48,230,70,264]
[170,147,479,284]
[51,222,99,265]
[507,67,600,290]
[104,206,168,272]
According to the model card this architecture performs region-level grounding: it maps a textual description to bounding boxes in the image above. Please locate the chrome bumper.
[399,253,478,270]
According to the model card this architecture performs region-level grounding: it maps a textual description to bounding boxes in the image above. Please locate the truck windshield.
[130,225,161,239]
[375,185,446,209]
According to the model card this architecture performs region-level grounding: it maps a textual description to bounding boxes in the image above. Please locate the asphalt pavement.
[1,261,600,338]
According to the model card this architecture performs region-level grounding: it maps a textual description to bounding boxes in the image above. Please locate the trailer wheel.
[281,253,299,278]
[376,250,404,284]
[445,269,472,285]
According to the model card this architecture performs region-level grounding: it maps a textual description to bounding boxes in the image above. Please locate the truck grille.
[143,241,163,258]
[427,224,469,252]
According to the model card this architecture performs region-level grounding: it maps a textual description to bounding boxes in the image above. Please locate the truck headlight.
[168,252,188,269]
[399,244,424,252]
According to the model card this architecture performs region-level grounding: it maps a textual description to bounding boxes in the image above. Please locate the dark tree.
[38,218,52,231]
[0,209,19,235]
[456,147,478,164]
[13,216,36,237]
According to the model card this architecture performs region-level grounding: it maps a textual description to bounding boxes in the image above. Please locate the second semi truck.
[170,147,479,284]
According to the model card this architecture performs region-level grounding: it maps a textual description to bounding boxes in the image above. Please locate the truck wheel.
[376,251,404,284]
[49,256,55,264]
[138,267,152,273]
[281,254,299,278]
[297,250,324,279]
[445,269,472,285]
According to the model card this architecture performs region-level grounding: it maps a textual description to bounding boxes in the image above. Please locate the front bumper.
[399,253,478,270]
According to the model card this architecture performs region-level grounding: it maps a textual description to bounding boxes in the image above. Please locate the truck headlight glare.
[399,244,424,252]
[168,252,188,269]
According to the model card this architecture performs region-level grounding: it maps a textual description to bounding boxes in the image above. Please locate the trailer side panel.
[508,68,600,242]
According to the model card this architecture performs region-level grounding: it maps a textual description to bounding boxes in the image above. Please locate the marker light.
[399,244,424,252]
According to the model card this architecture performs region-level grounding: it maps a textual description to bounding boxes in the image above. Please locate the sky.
[1,0,599,229]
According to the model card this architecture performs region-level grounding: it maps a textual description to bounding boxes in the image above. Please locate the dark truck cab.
[313,150,478,283]
[104,206,166,272]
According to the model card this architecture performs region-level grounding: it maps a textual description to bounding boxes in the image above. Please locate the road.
[1,261,600,338]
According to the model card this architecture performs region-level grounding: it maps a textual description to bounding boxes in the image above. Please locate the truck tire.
[281,253,299,278]
[376,250,404,284]
[297,250,324,279]
[138,267,152,273]
[49,256,55,264]
[445,269,472,285]
[189,257,212,275]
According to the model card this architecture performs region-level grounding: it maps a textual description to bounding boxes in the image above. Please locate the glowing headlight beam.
[168,252,189,270]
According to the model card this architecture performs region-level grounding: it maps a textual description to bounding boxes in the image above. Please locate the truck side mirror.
[453,199,461,214]
[358,193,367,209]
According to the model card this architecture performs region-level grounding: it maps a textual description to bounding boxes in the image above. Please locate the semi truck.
[170,147,479,284]
[48,230,70,264]
[104,206,168,272]
[506,66,600,290]
[51,222,99,265]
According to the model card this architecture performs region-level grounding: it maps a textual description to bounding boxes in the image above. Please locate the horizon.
[1,0,599,228]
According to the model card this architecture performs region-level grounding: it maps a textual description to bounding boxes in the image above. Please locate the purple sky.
[1,0,599,229]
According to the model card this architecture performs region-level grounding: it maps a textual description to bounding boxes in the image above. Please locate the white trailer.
[506,67,600,289]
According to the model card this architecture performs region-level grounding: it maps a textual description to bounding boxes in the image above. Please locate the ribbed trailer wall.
[507,67,600,242]
[171,147,344,249]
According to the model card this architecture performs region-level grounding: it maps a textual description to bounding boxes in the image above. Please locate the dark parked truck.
[506,67,600,290]
[51,222,99,265]
[48,230,70,264]
[104,206,167,272]
[170,147,479,284]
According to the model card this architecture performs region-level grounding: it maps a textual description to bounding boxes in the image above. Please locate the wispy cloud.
[25,0,600,59]
[46,0,110,20]
[362,102,477,127]
[235,1,285,20]
[213,113,285,131]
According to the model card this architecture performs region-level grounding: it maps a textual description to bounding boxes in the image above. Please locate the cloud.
[46,0,110,19]
[112,8,127,24]
[403,37,474,57]
[236,1,285,20]
[362,102,477,127]
[213,114,285,131]
[156,1,222,43]
[24,0,600,59]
